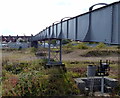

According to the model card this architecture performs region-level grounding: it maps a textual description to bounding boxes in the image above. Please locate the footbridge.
[31,1,120,66]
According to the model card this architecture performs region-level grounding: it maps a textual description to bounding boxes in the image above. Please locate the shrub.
[31,59,48,70]
[64,43,73,48]
[81,50,120,57]
[75,43,89,49]
[117,45,120,49]
[113,83,120,96]
[95,42,106,48]
[62,39,71,44]
[29,47,37,53]
[63,43,73,54]
[4,62,29,74]
[2,67,80,96]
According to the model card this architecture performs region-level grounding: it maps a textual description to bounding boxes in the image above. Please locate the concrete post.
[101,76,104,95]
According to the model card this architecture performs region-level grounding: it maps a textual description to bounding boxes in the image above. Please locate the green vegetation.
[81,49,120,57]
[1,42,120,96]
[115,83,120,96]
[62,39,71,44]
[62,43,74,54]
[74,43,89,49]
[29,47,37,53]
[2,48,81,96]
[95,42,106,49]
[2,59,80,96]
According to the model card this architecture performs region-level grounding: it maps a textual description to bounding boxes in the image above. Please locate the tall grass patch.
[74,43,89,49]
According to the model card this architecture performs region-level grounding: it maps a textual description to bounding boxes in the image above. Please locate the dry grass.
[2,48,36,63]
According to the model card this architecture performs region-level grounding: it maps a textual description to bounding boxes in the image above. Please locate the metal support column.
[48,38,51,64]
[118,2,120,83]
[59,39,62,64]
[44,41,45,48]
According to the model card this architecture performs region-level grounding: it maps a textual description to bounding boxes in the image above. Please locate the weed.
[4,62,29,74]
[29,47,37,53]
[95,42,106,49]
[2,67,80,96]
[75,43,89,49]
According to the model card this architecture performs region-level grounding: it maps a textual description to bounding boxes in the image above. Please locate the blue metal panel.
[68,18,76,40]
[40,31,43,40]
[48,27,51,38]
[77,14,89,41]
[62,21,67,39]
[53,24,57,38]
[111,4,119,44]
[118,3,120,44]
[57,23,61,38]
[46,28,49,39]
[89,6,112,43]
[38,32,41,40]
[42,30,45,39]
[44,29,47,39]
[49,26,54,38]
[31,2,120,45]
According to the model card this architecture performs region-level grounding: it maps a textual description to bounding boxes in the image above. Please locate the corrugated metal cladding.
[32,2,120,45]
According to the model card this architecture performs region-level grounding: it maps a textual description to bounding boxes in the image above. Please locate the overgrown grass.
[0,77,2,97]
[62,43,74,54]
[95,42,107,49]
[2,63,80,96]
[80,49,120,57]
[2,44,120,96]
[2,49,80,96]
[74,43,89,49]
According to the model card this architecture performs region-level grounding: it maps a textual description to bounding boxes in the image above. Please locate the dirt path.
[2,49,119,63]
[62,49,119,62]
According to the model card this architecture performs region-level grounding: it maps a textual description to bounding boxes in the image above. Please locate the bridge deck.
[32,1,120,45]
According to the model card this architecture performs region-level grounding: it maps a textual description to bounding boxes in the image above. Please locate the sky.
[0,0,119,36]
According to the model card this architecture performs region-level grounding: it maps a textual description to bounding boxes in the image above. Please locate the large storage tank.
[87,65,96,77]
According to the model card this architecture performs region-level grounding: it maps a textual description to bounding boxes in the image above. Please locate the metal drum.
[87,65,96,77]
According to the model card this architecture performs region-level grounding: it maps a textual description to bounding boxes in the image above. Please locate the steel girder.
[32,1,120,45]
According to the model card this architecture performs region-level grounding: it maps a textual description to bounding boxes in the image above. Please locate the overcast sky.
[0,0,118,36]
